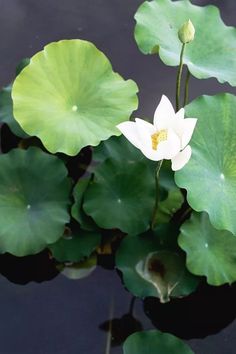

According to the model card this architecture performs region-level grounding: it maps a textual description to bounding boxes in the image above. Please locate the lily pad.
[71,177,97,231]
[123,330,194,354]
[12,39,138,155]
[0,85,28,138]
[83,158,155,235]
[116,231,199,302]
[134,0,236,86]
[0,147,71,256]
[175,94,236,235]
[179,212,236,286]
[49,230,101,262]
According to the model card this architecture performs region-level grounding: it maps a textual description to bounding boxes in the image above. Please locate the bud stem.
[184,68,191,106]
[176,43,186,111]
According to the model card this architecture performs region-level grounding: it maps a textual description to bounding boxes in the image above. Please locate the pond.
[0,0,236,353]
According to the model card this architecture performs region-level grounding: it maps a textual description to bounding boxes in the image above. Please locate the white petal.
[171,145,192,171]
[157,129,181,159]
[175,108,185,120]
[116,121,140,149]
[172,118,197,149]
[140,145,166,161]
[135,118,155,150]
[181,118,197,149]
[154,95,175,130]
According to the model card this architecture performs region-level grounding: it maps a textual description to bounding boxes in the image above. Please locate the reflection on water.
[0,250,58,284]
[144,282,236,339]
[0,251,236,353]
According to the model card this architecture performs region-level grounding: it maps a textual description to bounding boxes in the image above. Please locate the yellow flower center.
[151,130,168,150]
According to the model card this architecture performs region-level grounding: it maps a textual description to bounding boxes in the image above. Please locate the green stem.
[184,68,191,106]
[151,160,163,230]
[175,43,186,111]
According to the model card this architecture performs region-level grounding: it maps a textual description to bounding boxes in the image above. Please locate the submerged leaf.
[59,254,97,280]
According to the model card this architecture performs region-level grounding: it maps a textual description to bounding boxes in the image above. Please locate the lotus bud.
[178,19,195,44]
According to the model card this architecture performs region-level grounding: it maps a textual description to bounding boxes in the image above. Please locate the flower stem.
[184,68,191,106]
[175,43,186,111]
[151,160,163,230]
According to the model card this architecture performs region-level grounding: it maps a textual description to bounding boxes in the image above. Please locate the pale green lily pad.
[83,158,155,235]
[175,94,236,235]
[134,0,236,86]
[49,230,101,262]
[0,85,28,138]
[116,231,199,302]
[12,39,138,155]
[123,330,194,354]
[179,212,236,286]
[0,147,71,256]
[71,177,97,231]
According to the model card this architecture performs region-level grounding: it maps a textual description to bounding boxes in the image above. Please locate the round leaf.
[12,39,138,155]
[175,94,236,235]
[83,159,155,235]
[116,232,199,302]
[0,147,71,256]
[123,330,194,354]
[179,212,236,286]
[134,0,236,86]
[49,230,101,262]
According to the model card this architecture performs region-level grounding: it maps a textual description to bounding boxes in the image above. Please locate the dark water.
[0,0,236,353]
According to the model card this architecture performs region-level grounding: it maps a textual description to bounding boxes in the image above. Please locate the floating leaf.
[0,85,28,138]
[175,94,236,235]
[134,0,236,86]
[83,158,155,235]
[71,177,97,231]
[12,39,138,155]
[179,212,236,286]
[0,147,71,256]
[123,330,194,354]
[49,230,101,262]
[116,231,199,302]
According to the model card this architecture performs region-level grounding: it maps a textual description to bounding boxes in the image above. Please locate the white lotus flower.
[117,95,197,171]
